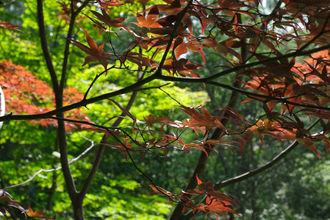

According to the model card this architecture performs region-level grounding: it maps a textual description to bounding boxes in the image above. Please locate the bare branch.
[60,0,90,93]
[36,0,59,97]
[78,89,139,199]
[182,119,321,219]
[79,64,144,200]
[83,67,111,100]
[0,0,16,7]
[4,137,97,190]
[215,119,320,189]
[37,0,77,202]
[0,74,157,122]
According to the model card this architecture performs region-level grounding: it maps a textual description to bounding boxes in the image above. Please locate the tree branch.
[37,0,77,202]
[207,43,330,81]
[78,89,139,200]
[160,44,330,82]
[216,119,320,189]
[0,74,157,122]
[36,0,59,97]
[57,119,78,201]
[155,0,193,76]
[183,119,320,219]
[3,137,97,190]
[60,0,90,93]
[297,12,330,52]
[2,44,330,123]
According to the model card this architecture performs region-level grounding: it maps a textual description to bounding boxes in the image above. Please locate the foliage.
[1,0,330,219]
[0,60,89,128]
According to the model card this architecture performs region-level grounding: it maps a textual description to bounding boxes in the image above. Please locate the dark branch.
[0,74,157,122]
[160,44,330,82]
[37,0,77,202]
[36,0,59,97]
[183,119,320,219]
[78,89,139,199]
[155,0,193,76]
[60,0,90,93]
[2,44,330,123]
[298,12,330,52]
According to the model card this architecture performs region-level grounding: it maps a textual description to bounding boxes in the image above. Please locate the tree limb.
[37,0,77,202]
[36,0,59,97]
[183,119,320,219]
[78,89,139,200]
[1,44,330,122]
[3,137,97,190]
[155,0,193,76]
[60,0,90,93]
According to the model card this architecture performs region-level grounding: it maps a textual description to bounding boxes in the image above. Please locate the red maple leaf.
[69,27,112,73]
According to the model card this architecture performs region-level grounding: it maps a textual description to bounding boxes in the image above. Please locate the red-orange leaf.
[107,142,132,161]
[0,21,22,31]
[132,6,162,29]
[90,9,127,28]
[192,196,241,220]
[26,205,55,219]
[184,143,209,156]
[143,184,173,197]
[296,136,321,159]
[70,27,112,73]
[180,106,227,135]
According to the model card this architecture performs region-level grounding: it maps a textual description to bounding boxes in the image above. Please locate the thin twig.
[4,137,97,190]
[106,128,179,203]
[298,12,330,52]
[83,66,115,100]
[155,0,193,76]
[0,0,16,7]
[36,0,59,97]
[60,0,90,93]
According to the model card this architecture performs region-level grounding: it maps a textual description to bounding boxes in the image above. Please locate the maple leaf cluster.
[68,0,330,210]
[68,0,330,86]
[0,61,91,129]
[70,0,263,76]
[143,175,241,220]
[241,51,330,158]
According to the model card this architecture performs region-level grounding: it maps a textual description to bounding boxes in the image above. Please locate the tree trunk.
[73,203,84,220]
